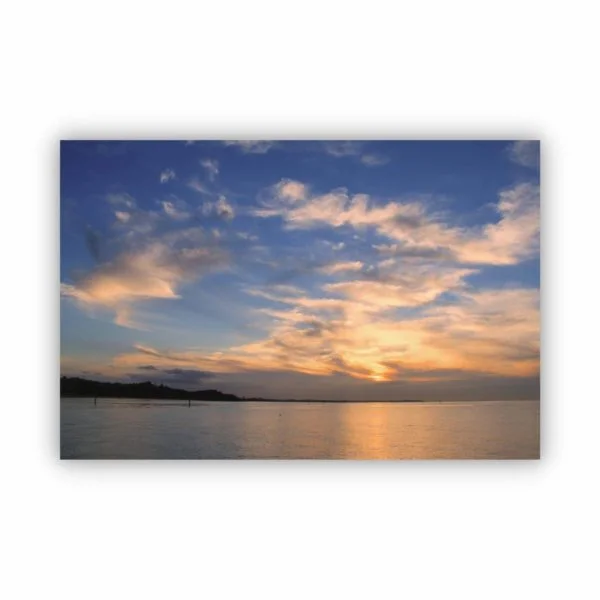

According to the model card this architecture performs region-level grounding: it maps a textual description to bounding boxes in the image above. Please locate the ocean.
[60,398,539,459]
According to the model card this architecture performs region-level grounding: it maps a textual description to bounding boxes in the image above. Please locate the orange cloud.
[95,287,538,383]
[61,231,228,328]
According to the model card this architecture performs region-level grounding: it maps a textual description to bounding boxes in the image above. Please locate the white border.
[4,1,598,598]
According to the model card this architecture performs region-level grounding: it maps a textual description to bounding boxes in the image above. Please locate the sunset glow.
[61,140,540,401]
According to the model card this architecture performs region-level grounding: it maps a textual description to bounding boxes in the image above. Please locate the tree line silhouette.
[60,376,425,403]
[60,376,246,401]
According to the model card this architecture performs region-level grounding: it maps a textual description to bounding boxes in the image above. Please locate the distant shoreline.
[60,395,426,404]
[60,377,538,403]
[61,376,431,403]
[60,395,540,404]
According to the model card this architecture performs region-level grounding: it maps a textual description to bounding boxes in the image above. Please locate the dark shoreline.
[60,378,539,404]
[61,376,431,403]
[61,396,426,403]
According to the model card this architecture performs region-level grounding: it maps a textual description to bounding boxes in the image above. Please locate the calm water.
[60,398,540,460]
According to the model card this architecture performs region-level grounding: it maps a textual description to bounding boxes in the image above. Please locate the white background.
[2,1,599,599]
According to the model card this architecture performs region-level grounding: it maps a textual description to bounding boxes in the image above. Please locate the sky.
[60,140,540,400]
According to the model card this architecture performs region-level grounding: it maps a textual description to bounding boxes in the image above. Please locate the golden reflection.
[339,404,393,459]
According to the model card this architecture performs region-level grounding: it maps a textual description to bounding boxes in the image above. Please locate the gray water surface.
[60,398,540,459]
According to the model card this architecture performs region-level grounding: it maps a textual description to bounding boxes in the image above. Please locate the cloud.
[372,243,452,261]
[201,195,235,220]
[420,289,540,376]
[161,198,191,221]
[253,180,310,218]
[188,178,212,195]
[360,154,389,167]
[107,193,136,209]
[508,140,540,169]
[254,180,539,266]
[324,266,475,309]
[452,183,540,264]
[269,284,305,296]
[319,261,364,275]
[323,142,389,167]
[236,232,259,242]
[77,362,218,390]
[110,286,538,384]
[274,179,308,202]
[324,241,345,251]
[134,344,180,359]
[249,261,475,313]
[159,168,176,183]
[61,229,229,328]
[200,158,219,181]
[107,193,161,234]
[258,286,536,380]
[163,368,213,379]
[223,140,275,154]
[324,141,362,157]
[129,365,215,388]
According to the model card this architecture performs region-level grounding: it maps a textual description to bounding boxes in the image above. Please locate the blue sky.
[60,140,540,400]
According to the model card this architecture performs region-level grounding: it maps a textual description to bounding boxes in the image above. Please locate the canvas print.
[60,140,540,459]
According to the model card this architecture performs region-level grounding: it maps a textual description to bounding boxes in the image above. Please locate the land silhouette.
[60,376,424,403]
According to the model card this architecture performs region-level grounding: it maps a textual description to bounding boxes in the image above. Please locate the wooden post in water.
[94,397,97,406]
[188,398,191,408]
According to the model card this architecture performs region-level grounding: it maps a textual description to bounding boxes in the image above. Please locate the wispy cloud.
[319,261,364,275]
[61,228,228,328]
[236,232,259,242]
[323,267,475,309]
[188,177,212,195]
[324,141,363,157]
[159,168,176,183]
[201,195,235,220]
[200,158,219,182]
[108,193,160,234]
[128,365,215,388]
[324,142,389,167]
[360,154,389,167]
[107,193,136,209]
[254,179,539,266]
[109,286,538,382]
[161,198,191,221]
[508,140,540,169]
[324,241,345,251]
[223,140,276,154]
